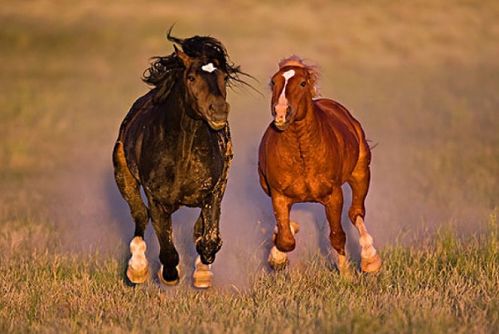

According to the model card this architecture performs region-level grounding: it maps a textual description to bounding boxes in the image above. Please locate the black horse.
[112,28,247,288]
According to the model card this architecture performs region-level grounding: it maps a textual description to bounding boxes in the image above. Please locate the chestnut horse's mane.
[278,55,320,97]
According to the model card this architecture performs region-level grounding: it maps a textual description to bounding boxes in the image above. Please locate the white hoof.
[193,256,213,289]
[361,253,382,273]
[127,236,149,284]
[268,246,288,270]
[337,254,353,279]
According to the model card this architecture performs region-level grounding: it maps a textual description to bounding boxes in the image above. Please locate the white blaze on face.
[275,69,295,124]
[201,63,217,73]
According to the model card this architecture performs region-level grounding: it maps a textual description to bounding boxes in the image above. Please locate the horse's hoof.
[127,264,149,284]
[337,255,354,279]
[157,265,180,286]
[127,237,149,284]
[193,256,213,289]
[361,253,382,273]
[268,246,289,271]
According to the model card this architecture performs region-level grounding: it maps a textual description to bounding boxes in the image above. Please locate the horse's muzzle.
[273,105,291,131]
[207,102,229,130]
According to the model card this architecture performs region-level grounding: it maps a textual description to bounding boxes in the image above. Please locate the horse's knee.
[196,236,222,265]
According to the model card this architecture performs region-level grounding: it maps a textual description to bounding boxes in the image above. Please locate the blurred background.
[0,0,497,286]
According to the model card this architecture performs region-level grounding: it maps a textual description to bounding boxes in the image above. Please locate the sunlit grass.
[0,214,497,333]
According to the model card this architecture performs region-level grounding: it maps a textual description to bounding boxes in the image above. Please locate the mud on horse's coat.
[113,28,248,288]
[258,56,382,274]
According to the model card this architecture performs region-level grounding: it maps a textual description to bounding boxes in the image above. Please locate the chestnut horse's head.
[269,56,319,131]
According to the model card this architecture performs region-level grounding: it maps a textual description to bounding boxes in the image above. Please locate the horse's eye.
[270,80,275,87]
[300,81,306,87]
[187,75,195,82]
[224,75,229,82]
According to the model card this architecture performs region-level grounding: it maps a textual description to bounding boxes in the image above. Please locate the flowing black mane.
[143,27,249,103]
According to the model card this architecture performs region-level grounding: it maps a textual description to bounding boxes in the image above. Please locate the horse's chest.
[141,132,227,205]
[270,150,336,201]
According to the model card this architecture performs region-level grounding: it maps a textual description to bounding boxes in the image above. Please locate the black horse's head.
[143,27,248,131]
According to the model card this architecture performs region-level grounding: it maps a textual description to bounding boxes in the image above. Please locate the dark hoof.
[158,265,180,286]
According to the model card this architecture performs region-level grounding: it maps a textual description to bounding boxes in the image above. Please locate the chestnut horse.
[258,56,382,275]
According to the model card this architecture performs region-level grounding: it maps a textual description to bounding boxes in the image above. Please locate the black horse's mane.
[143,27,251,103]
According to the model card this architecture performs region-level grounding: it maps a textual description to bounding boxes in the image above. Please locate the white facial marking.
[278,70,295,101]
[201,63,217,73]
[274,69,296,124]
[282,69,295,80]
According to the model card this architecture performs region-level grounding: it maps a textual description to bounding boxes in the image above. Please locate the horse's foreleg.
[193,198,223,288]
[348,165,381,273]
[148,200,180,285]
[271,193,295,252]
[324,187,351,277]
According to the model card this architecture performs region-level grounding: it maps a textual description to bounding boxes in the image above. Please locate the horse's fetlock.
[196,236,222,264]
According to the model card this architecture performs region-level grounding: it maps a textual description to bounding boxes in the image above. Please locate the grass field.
[0,0,498,332]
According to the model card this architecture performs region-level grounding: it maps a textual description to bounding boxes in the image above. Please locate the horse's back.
[314,99,362,136]
[314,98,371,167]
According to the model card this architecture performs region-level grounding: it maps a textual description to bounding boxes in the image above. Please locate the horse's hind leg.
[148,200,180,285]
[347,158,382,273]
[113,141,150,283]
[324,187,352,277]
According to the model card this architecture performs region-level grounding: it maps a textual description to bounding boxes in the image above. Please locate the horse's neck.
[288,100,321,155]
[162,82,202,132]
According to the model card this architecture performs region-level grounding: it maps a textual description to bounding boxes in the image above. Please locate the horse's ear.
[174,45,191,67]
